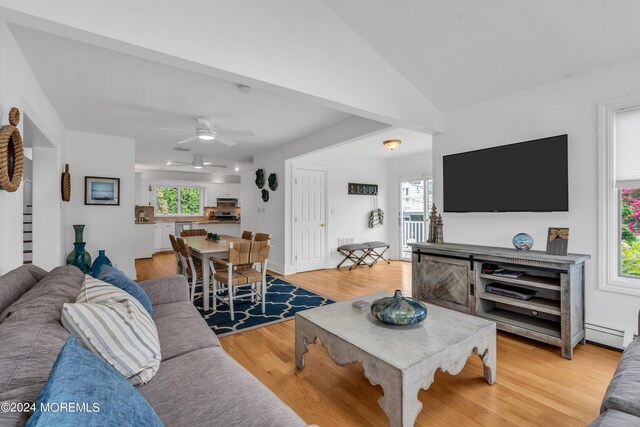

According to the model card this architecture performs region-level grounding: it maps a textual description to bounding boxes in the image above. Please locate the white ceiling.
[9,24,351,174]
[312,128,432,159]
[323,0,640,111]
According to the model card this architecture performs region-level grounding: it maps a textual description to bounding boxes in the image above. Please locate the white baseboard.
[586,323,626,349]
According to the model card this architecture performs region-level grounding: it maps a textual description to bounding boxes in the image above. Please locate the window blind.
[615,108,640,187]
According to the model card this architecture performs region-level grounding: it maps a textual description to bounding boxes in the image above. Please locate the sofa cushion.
[0,266,84,406]
[0,265,84,322]
[588,409,640,427]
[0,265,48,319]
[98,265,153,314]
[601,338,640,417]
[62,277,161,386]
[27,336,163,427]
[138,347,306,427]
[152,301,220,360]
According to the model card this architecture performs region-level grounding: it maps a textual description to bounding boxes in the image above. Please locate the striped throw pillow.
[61,275,161,386]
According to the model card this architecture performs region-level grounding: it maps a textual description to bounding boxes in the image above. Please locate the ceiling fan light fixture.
[383,139,402,151]
[234,166,240,172]
[193,165,204,169]
[166,161,172,165]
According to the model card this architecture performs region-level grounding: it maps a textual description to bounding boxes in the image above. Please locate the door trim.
[398,176,430,261]
[291,163,329,274]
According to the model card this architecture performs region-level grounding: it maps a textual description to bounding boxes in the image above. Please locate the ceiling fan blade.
[176,136,197,145]
[158,127,192,133]
[215,135,237,146]
[218,130,254,137]
[168,161,191,166]
[203,163,228,168]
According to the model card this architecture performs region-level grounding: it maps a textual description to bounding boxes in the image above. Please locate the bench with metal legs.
[363,241,391,266]
[337,243,371,270]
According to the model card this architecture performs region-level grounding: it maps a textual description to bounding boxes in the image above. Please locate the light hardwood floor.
[137,253,620,426]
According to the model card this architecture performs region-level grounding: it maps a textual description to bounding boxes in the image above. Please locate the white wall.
[63,131,136,278]
[0,20,66,274]
[433,57,640,345]
[242,117,389,274]
[292,151,390,269]
[387,151,433,259]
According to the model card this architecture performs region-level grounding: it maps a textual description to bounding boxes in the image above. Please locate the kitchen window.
[155,185,203,216]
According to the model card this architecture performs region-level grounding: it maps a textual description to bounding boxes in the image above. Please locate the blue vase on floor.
[91,250,113,277]
[73,242,91,274]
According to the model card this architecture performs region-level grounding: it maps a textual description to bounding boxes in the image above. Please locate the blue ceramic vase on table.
[371,290,428,326]
[66,225,91,266]
[512,233,534,251]
[72,242,91,274]
[91,250,112,277]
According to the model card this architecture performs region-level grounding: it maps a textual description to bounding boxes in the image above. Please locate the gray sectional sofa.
[0,264,306,426]
[589,314,640,426]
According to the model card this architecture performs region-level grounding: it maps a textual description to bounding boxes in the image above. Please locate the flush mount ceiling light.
[166,161,172,165]
[234,166,240,172]
[383,139,402,151]
[196,126,216,141]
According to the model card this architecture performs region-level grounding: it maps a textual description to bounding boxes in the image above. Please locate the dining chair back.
[241,230,255,241]
[253,232,272,242]
[211,240,269,321]
[180,229,207,237]
[168,234,182,275]
[176,237,199,302]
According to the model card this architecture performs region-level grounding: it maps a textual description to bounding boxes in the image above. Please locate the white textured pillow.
[61,275,161,385]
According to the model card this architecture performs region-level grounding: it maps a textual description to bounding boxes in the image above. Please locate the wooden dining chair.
[254,232,271,242]
[210,241,258,320]
[168,234,182,275]
[238,241,270,315]
[176,237,201,302]
[180,228,207,237]
[241,230,255,240]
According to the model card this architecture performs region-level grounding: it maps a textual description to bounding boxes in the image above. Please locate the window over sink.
[155,185,203,216]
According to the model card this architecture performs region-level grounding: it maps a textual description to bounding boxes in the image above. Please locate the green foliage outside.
[156,187,178,215]
[621,188,640,277]
[155,186,201,215]
[180,187,201,214]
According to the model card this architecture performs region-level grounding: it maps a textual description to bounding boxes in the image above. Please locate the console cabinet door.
[412,254,475,314]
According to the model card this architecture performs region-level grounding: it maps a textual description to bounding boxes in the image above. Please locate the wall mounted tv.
[443,135,568,212]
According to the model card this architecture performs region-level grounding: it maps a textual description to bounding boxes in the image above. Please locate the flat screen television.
[443,135,568,212]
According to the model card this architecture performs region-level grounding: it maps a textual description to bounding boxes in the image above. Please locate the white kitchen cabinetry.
[204,183,240,206]
[154,222,175,251]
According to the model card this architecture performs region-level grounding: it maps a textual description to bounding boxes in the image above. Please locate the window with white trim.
[599,100,640,293]
[155,185,203,216]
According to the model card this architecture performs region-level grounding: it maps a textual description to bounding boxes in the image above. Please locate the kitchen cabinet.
[204,183,240,206]
[154,222,175,251]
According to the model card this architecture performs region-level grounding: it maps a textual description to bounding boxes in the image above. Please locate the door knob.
[320,223,325,227]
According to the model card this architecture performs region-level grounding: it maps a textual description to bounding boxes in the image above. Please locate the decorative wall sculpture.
[268,173,278,191]
[255,169,265,189]
[61,164,71,202]
[0,107,24,192]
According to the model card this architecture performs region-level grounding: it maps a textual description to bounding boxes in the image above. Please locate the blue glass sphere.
[512,233,534,251]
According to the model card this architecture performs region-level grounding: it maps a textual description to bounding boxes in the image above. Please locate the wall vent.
[338,237,354,247]
[173,146,191,152]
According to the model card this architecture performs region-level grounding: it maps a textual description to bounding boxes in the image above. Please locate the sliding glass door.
[399,178,433,260]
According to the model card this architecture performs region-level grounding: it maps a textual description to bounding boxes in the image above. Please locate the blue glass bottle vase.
[73,242,91,274]
[91,250,112,277]
[66,225,91,266]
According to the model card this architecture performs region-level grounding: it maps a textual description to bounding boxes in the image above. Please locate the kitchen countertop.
[134,219,240,225]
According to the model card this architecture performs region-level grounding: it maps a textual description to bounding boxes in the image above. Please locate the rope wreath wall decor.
[61,163,71,202]
[0,107,24,192]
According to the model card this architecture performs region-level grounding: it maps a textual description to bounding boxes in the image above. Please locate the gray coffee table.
[295,292,496,427]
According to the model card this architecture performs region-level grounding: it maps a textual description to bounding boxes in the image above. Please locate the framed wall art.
[85,176,120,206]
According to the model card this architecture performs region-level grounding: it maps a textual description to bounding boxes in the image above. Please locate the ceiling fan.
[160,117,253,146]
[165,155,227,170]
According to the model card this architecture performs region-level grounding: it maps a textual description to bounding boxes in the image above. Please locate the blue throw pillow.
[27,336,163,427]
[97,265,153,315]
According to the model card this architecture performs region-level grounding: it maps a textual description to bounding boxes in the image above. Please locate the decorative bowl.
[512,233,534,251]
[370,290,427,326]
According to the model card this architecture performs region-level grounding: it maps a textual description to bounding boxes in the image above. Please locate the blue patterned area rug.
[192,275,334,337]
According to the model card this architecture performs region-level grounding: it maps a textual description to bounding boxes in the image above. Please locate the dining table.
[181,234,250,311]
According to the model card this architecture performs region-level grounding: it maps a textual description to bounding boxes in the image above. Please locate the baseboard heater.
[585,323,628,350]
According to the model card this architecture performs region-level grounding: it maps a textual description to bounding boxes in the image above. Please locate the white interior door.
[294,167,326,272]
